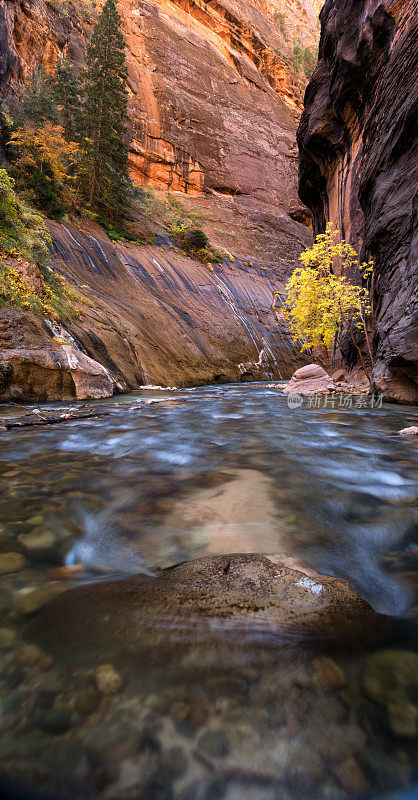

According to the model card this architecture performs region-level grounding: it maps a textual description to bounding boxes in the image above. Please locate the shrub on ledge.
[0,169,87,320]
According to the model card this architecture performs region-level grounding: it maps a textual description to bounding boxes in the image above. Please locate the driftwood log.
[0,407,113,429]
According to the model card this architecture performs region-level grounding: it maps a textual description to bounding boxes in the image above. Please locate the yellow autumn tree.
[282,224,374,377]
[10,122,79,186]
[0,169,86,320]
[9,122,80,220]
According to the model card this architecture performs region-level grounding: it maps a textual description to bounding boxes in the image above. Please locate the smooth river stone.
[24,554,391,673]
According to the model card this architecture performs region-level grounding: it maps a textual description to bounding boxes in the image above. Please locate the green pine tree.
[52,59,82,142]
[79,0,132,218]
[17,67,57,126]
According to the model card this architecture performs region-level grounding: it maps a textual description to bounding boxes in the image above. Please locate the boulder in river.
[283,364,335,395]
[24,554,391,673]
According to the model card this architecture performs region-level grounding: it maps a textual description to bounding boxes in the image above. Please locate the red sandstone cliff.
[298,0,418,403]
[1,0,319,200]
[0,0,320,398]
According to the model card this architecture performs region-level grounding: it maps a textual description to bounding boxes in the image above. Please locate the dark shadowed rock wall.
[298,0,418,403]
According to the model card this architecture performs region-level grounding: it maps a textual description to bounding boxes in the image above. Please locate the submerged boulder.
[362,650,418,739]
[25,554,389,673]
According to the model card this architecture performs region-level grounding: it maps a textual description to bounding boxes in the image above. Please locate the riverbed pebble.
[197,729,230,758]
[313,657,346,690]
[387,702,418,738]
[170,701,190,722]
[92,664,124,695]
[34,668,71,698]
[0,589,13,617]
[275,738,324,785]
[48,564,85,580]
[362,650,418,705]
[32,708,73,734]
[26,515,45,527]
[315,722,366,761]
[13,584,63,616]
[3,665,24,688]
[0,627,17,649]
[74,685,101,715]
[159,745,188,778]
[39,655,54,671]
[86,711,102,727]
[0,552,26,574]
[333,757,368,792]
[15,644,41,667]
[18,529,58,561]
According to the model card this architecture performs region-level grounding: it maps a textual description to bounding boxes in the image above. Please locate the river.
[0,383,417,800]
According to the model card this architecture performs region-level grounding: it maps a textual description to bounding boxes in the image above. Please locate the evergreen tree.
[52,59,82,142]
[79,0,132,218]
[18,67,57,126]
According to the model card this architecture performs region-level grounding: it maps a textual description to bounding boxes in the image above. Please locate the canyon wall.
[298,0,418,403]
[0,221,308,400]
[0,0,320,398]
[1,0,319,206]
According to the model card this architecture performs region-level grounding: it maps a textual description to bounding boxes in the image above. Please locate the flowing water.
[0,383,417,800]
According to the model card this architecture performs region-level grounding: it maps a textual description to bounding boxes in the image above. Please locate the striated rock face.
[298,0,418,403]
[0,221,309,401]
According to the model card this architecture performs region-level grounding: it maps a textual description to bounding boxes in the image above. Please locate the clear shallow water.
[0,383,417,800]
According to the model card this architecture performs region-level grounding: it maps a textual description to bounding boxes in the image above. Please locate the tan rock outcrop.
[283,362,334,394]
[0,309,114,401]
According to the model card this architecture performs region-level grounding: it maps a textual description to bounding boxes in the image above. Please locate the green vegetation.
[1,0,223,323]
[7,0,132,224]
[283,224,375,378]
[9,122,79,221]
[48,0,96,21]
[134,188,224,264]
[15,67,57,127]
[292,42,317,78]
[185,228,209,250]
[302,47,316,78]
[275,11,287,39]
[52,60,83,143]
[78,0,132,218]
[95,215,141,243]
[0,169,49,261]
[0,169,85,319]
[292,41,304,69]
